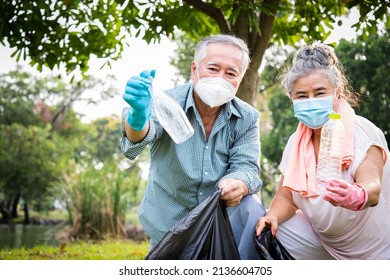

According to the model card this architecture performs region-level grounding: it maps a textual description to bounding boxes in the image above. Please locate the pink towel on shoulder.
[283,98,355,197]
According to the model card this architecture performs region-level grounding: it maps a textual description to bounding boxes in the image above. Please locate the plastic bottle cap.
[329,113,341,119]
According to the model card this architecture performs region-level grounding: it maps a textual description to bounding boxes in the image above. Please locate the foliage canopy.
[1,0,389,105]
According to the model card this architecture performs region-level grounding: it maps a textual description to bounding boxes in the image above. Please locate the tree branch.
[183,0,230,33]
[252,0,281,70]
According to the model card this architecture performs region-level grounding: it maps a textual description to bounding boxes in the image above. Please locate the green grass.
[0,239,150,260]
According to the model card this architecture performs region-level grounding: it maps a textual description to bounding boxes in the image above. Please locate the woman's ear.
[333,88,341,112]
[335,88,341,99]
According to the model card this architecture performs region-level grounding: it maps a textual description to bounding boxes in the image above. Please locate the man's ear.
[191,61,197,81]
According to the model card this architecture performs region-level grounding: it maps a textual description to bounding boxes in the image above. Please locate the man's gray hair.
[194,34,251,74]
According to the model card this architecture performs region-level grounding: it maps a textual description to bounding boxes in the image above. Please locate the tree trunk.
[23,201,30,225]
[237,69,260,107]
[11,194,20,218]
[0,201,10,224]
[0,196,14,224]
[235,0,281,108]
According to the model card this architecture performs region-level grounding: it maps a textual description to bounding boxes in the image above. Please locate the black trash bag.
[146,189,240,260]
[254,227,295,260]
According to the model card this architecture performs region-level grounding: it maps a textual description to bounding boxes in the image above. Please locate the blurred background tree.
[336,29,390,145]
[0,68,146,240]
[1,0,389,106]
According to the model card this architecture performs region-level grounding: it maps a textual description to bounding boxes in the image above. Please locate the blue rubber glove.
[123,70,156,131]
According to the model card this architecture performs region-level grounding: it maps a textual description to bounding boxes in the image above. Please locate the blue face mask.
[293,95,334,129]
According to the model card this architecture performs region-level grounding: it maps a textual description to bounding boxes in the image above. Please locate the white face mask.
[195,77,237,108]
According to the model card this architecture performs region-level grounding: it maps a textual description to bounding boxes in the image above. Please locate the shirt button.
[204,171,208,175]
[205,145,209,149]
[199,192,203,195]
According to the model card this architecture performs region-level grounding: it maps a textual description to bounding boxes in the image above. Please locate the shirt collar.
[184,83,196,113]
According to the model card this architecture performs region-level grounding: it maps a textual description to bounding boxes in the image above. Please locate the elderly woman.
[256,44,390,259]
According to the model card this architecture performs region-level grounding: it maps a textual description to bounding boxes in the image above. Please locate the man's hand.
[218,178,248,207]
[123,70,155,131]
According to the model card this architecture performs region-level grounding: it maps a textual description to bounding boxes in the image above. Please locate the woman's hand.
[323,178,367,211]
[256,215,279,237]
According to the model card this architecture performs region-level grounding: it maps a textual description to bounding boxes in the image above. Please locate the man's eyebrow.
[206,61,219,67]
[206,61,239,73]
[229,66,239,74]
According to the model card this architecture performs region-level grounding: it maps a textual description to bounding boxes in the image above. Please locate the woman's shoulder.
[354,116,388,149]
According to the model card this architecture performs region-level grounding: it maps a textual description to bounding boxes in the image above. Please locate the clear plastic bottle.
[316,113,345,194]
[151,82,194,144]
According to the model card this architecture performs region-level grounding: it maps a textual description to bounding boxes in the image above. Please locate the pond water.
[0,224,65,249]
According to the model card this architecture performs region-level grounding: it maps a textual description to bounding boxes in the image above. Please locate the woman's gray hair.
[194,34,251,74]
[281,44,359,106]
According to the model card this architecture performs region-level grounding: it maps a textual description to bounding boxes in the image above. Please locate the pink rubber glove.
[323,179,368,211]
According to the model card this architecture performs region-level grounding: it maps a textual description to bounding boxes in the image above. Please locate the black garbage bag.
[254,227,295,260]
[146,189,240,260]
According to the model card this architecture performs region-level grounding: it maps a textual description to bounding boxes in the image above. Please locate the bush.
[59,160,144,240]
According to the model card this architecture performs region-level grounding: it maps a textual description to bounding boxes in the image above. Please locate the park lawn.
[0,239,149,260]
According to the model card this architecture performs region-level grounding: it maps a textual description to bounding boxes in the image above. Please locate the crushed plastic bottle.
[316,113,345,194]
[151,82,194,144]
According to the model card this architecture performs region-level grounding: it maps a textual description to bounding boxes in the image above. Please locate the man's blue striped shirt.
[120,83,262,242]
